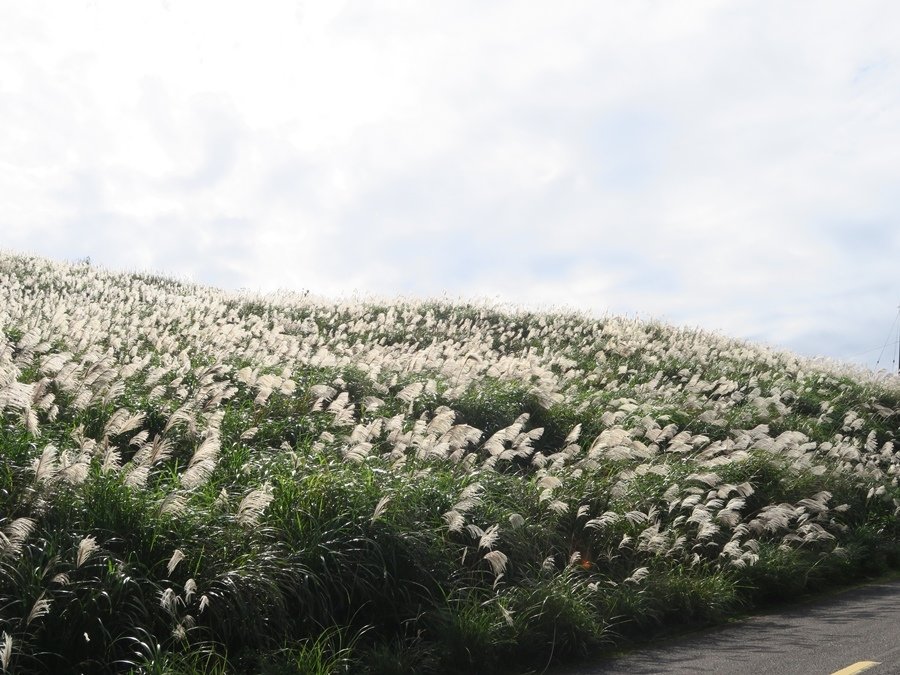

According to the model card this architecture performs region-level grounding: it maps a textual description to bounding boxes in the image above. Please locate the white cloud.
[2,1,900,368]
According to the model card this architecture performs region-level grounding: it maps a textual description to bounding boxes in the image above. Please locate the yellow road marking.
[831,662,880,675]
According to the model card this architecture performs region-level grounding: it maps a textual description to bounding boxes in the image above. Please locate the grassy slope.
[1,251,900,673]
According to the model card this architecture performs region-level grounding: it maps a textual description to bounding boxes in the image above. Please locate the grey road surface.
[556,580,900,675]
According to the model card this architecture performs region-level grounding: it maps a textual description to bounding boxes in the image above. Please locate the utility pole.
[875,306,900,372]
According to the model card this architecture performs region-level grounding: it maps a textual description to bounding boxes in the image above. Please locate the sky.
[2,1,900,371]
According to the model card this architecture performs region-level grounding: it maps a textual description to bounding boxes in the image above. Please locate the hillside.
[1,251,900,673]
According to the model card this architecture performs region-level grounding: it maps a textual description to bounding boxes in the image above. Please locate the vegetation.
[1,251,899,673]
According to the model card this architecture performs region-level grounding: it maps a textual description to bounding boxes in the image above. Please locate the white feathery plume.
[443,510,466,533]
[508,513,525,529]
[116,411,146,436]
[236,366,257,387]
[35,390,55,416]
[165,405,197,437]
[237,485,274,526]
[41,352,71,375]
[327,392,355,426]
[371,496,390,523]
[624,567,650,585]
[51,572,70,586]
[310,384,337,411]
[327,391,350,412]
[54,363,81,392]
[563,423,582,446]
[425,408,456,436]
[101,380,125,407]
[76,536,98,568]
[362,396,384,411]
[103,408,136,438]
[721,540,742,559]
[181,433,220,490]
[72,390,92,410]
[624,510,648,525]
[442,424,483,450]
[865,430,878,453]
[458,482,483,501]
[548,500,569,515]
[343,443,372,463]
[124,465,150,488]
[26,593,51,625]
[397,382,424,404]
[160,492,189,516]
[214,488,230,509]
[146,435,174,465]
[279,377,296,396]
[686,472,722,487]
[453,483,483,513]
[716,509,742,527]
[483,550,508,576]
[0,517,35,559]
[254,373,281,405]
[58,451,90,485]
[22,406,41,437]
[101,447,121,473]
[537,475,562,490]
[1,632,11,673]
[167,549,185,576]
[160,587,178,616]
[478,524,500,550]
[585,511,620,530]
[698,521,720,539]
[1,382,34,413]
[32,444,59,482]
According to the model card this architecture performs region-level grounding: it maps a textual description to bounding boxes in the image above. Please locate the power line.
[875,305,900,370]
[848,343,897,358]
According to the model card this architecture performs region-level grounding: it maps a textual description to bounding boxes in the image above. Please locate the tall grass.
[1,251,899,672]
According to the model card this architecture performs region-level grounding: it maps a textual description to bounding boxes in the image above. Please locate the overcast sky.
[3,1,900,370]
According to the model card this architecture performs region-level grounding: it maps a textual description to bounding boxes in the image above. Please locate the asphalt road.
[556,579,900,675]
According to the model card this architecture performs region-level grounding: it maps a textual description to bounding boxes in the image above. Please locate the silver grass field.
[1,252,900,673]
